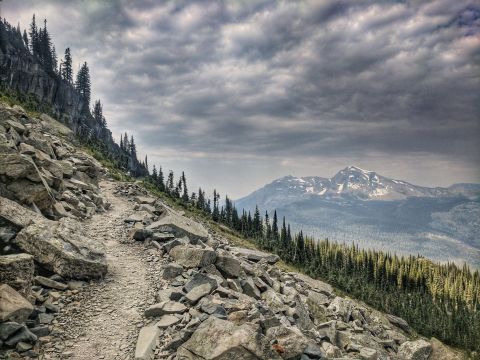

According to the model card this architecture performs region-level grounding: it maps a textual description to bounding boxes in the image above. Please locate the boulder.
[132,228,153,241]
[134,196,156,205]
[386,313,410,333]
[0,322,23,341]
[306,291,329,324]
[162,263,184,280]
[34,276,67,290]
[169,245,217,268]
[184,273,219,293]
[327,296,353,322]
[215,254,242,278]
[144,301,187,317]
[134,325,159,360]
[7,178,54,211]
[397,339,432,360]
[261,289,286,313]
[241,277,261,299]
[0,284,33,323]
[0,253,34,296]
[156,314,181,328]
[178,316,278,359]
[185,283,213,304]
[429,337,463,360]
[265,325,310,359]
[4,325,37,346]
[0,196,46,229]
[0,153,41,182]
[231,247,280,264]
[147,210,209,242]
[13,217,107,279]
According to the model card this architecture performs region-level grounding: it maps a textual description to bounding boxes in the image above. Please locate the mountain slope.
[236,167,480,268]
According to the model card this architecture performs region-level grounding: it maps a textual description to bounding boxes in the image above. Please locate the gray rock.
[144,301,187,317]
[169,245,217,269]
[199,299,227,320]
[266,325,310,359]
[29,326,50,337]
[147,209,209,242]
[156,314,181,328]
[261,289,286,313]
[151,232,175,242]
[398,339,432,360]
[215,254,242,278]
[34,275,67,290]
[0,253,34,296]
[162,263,184,280]
[178,316,277,359]
[0,322,23,341]
[38,313,54,324]
[327,296,353,322]
[0,284,33,323]
[306,291,329,324]
[184,273,219,293]
[4,326,37,346]
[241,277,261,299]
[13,217,107,279]
[185,283,213,304]
[134,196,156,205]
[0,195,45,229]
[386,313,410,333]
[134,325,159,360]
[132,228,153,241]
[157,287,184,302]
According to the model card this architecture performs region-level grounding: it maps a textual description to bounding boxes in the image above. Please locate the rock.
[0,322,23,341]
[295,273,333,296]
[156,314,181,328]
[199,299,227,320]
[5,120,26,134]
[317,320,337,344]
[165,329,194,351]
[144,301,187,317]
[0,284,34,323]
[231,247,280,264]
[134,196,156,205]
[0,253,34,296]
[29,326,50,337]
[294,295,315,332]
[169,245,217,268]
[306,291,329,324]
[147,210,209,242]
[124,213,145,223]
[151,232,175,241]
[16,341,33,352]
[266,325,310,359]
[327,296,352,322]
[397,339,432,360]
[7,178,54,211]
[359,347,378,359]
[34,275,68,290]
[157,287,184,302]
[0,153,41,182]
[132,228,153,241]
[215,254,242,278]
[303,343,325,359]
[38,313,54,324]
[0,195,45,228]
[13,217,107,279]
[162,263,184,280]
[4,325,37,346]
[178,316,277,359]
[185,283,213,304]
[134,325,159,360]
[184,273,219,293]
[386,313,410,333]
[261,289,286,313]
[241,277,261,299]
[321,342,341,358]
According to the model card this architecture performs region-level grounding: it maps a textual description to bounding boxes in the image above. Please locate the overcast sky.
[3,0,480,198]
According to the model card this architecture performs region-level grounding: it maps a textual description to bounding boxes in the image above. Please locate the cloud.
[2,0,480,197]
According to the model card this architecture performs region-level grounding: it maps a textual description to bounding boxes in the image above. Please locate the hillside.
[236,167,480,268]
[0,102,466,359]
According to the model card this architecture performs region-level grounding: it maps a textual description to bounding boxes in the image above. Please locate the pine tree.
[181,171,189,202]
[61,48,73,83]
[157,166,165,191]
[151,165,158,183]
[29,14,38,55]
[22,29,28,48]
[167,171,174,195]
[212,190,220,221]
[144,155,148,174]
[93,100,103,125]
[75,62,91,107]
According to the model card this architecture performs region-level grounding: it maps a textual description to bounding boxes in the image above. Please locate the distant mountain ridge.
[236,166,480,268]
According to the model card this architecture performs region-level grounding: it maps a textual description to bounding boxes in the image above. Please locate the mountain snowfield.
[236,166,480,268]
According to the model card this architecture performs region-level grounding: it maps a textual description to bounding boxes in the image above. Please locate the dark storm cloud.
[3,0,480,195]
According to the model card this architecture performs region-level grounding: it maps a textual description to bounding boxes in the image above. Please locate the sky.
[2,0,480,199]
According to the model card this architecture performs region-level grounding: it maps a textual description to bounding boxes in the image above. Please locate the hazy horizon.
[3,0,479,199]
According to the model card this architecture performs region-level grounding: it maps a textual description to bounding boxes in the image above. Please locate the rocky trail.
[47,181,157,360]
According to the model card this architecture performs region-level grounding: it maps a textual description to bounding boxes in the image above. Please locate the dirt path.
[46,181,158,360]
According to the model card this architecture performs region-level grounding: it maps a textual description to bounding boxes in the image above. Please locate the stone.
[13,217,107,279]
[266,325,310,359]
[165,329,194,351]
[29,326,50,337]
[397,340,432,360]
[215,254,242,278]
[144,301,187,317]
[162,263,184,280]
[185,283,213,304]
[34,276,68,290]
[151,232,175,241]
[38,313,54,324]
[359,347,378,360]
[7,178,54,211]
[321,342,341,358]
[0,195,45,229]
[327,296,352,322]
[134,196,156,205]
[184,273,219,293]
[199,299,227,320]
[156,314,181,328]
[147,210,209,242]
[317,320,337,344]
[0,153,41,182]
[134,325,159,360]
[16,341,33,352]
[295,273,334,296]
[124,213,146,223]
[178,316,277,359]
[294,295,315,332]
[306,291,329,324]
[5,120,26,134]
[132,228,153,241]
[261,289,285,313]
[4,326,37,346]
[0,284,34,323]
[386,313,410,333]
[0,322,23,341]
[303,343,325,359]
[241,277,261,299]
[157,287,184,302]
[0,253,34,296]
[429,337,463,360]
[169,245,217,269]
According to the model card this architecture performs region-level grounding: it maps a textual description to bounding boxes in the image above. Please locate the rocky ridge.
[0,103,463,359]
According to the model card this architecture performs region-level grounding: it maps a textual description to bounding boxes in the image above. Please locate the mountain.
[236,166,480,268]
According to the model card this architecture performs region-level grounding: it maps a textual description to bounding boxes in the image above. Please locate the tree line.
[144,168,480,354]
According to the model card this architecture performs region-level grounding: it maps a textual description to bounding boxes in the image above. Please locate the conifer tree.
[181,171,189,202]
[29,14,38,54]
[23,29,28,48]
[151,165,158,183]
[212,190,220,221]
[144,155,148,174]
[61,48,73,83]
[157,166,165,191]
[75,61,91,107]
[167,171,175,195]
